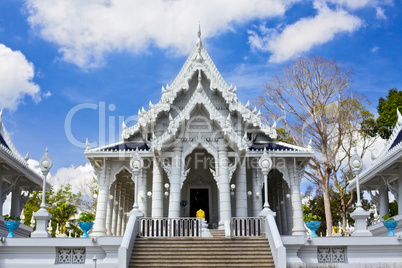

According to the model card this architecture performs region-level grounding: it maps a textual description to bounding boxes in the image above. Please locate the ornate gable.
[0,109,29,166]
[121,27,276,153]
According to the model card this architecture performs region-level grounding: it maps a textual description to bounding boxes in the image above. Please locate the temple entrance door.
[190,188,209,222]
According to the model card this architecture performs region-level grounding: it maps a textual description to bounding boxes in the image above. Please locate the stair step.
[130,236,275,268]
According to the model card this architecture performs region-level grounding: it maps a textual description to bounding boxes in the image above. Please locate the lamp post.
[258,148,275,217]
[128,150,144,217]
[351,148,363,207]
[350,148,372,236]
[31,148,53,237]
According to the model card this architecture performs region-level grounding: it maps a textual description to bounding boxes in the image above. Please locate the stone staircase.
[209,229,225,238]
[129,233,275,267]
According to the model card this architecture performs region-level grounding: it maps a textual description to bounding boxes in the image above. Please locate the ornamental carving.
[318,247,347,263]
[56,247,85,264]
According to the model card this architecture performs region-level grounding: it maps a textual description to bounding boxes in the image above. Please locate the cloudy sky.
[0,0,401,188]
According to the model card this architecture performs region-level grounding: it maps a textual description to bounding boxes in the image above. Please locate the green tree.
[303,186,374,236]
[374,88,402,139]
[24,184,82,237]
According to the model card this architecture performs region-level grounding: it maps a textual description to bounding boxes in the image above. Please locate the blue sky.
[0,0,401,182]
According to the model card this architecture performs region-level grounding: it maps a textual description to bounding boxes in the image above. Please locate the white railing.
[118,215,140,268]
[139,218,201,238]
[231,217,264,237]
[265,214,286,268]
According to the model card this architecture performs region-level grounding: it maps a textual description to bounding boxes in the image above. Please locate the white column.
[121,191,130,234]
[117,187,126,236]
[399,164,402,215]
[138,168,148,216]
[152,157,164,217]
[218,139,231,228]
[111,183,120,236]
[252,168,262,217]
[289,160,305,236]
[91,166,110,237]
[0,178,3,215]
[105,184,114,236]
[286,193,293,235]
[379,179,389,218]
[280,182,288,235]
[10,183,21,217]
[169,142,182,218]
[235,162,248,217]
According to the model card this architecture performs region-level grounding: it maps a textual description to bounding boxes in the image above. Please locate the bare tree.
[331,99,376,234]
[256,55,364,236]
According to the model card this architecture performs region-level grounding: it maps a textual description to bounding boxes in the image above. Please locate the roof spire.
[196,23,202,48]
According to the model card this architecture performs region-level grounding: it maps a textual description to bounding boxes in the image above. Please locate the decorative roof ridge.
[0,143,30,168]
[122,27,276,140]
[87,140,126,152]
[272,140,312,152]
[0,110,28,165]
[359,133,402,179]
[149,89,250,152]
[377,108,402,156]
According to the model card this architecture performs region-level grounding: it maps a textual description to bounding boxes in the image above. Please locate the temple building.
[85,28,313,237]
[349,109,402,235]
[0,109,46,237]
[2,28,402,268]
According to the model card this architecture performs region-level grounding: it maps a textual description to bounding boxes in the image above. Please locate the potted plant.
[3,214,21,238]
[382,214,399,236]
[78,213,95,238]
[304,213,322,237]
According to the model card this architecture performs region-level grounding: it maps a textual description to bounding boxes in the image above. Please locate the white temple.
[85,27,313,237]
[1,28,402,268]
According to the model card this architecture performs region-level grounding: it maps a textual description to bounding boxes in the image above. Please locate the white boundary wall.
[0,236,122,267]
[283,235,402,267]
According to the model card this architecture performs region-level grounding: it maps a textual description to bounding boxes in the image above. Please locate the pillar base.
[351,207,372,237]
[31,208,52,238]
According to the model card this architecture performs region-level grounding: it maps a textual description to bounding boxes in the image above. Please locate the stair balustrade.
[139,217,201,238]
[231,217,264,237]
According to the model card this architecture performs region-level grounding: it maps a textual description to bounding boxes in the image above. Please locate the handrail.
[224,220,231,238]
[265,214,286,268]
[139,217,201,237]
[231,217,264,237]
[118,215,139,268]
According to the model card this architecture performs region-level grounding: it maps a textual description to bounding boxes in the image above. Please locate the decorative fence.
[139,218,201,238]
[231,217,264,237]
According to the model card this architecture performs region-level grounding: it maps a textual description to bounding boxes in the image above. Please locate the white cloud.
[370,46,379,53]
[248,4,362,63]
[325,0,371,10]
[28,159,95,194]
[43,91,51,99]
[375,7,386,19]
[0,44,41,111]
[49,163,95,194]
[27,158,42,176]
[25,0,292,69]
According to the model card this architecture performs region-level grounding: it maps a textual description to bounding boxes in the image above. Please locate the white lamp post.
[350,148,372,236]
[128,150,144,217]
[351,148,363,207]
[31,148,53,237]
[258,148,275,217]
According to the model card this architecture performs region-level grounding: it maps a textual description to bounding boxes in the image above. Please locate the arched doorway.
[181,148,219,228]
